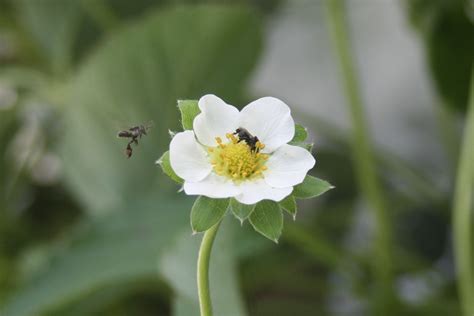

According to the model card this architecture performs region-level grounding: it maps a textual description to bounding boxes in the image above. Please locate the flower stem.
[452,69,474,316]
[197,221,222,316]
[324,0,395,313]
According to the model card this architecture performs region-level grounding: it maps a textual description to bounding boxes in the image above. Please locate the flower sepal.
[178,100,200,130]
[230,198,255,224]
[156,151,183,184]
[249,200,283,243]
[279,195,297,219]
[191,196,229,233]
[293,175,334,199]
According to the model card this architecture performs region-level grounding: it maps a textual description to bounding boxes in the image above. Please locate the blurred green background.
[0,0,473,315]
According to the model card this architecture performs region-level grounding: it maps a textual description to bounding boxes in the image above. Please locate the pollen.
[208,134,268,182]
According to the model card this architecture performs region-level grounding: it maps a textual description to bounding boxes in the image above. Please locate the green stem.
[324,0,395,312]
[452,69,474,316]
[435,103,460,177]
[197,221,222,316]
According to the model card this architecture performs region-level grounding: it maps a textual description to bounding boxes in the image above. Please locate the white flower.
[169,94,315,205]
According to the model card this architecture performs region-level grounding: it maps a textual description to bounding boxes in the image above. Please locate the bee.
[117,122,153,158]
[233,127,260,152]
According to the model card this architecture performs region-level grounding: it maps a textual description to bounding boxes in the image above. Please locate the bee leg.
[125,144,133,158]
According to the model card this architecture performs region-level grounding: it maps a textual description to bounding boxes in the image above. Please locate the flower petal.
[193,94,239,146]
[238,97,295,153]
[183,173,241,198]
[264,144,316,188]
[235,179,293,205]
[169,130,211,182]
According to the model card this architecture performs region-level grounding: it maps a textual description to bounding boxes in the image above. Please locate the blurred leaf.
[293,175,333,199]
[406,0,474,111]
[290,124,308,143]
[14,0,84,73]
[0,198,192,316]
[191,197,229,233]
[156,151,183,184]
[279,195,297,219]
[249,200,283,242]
[283,223,342,268]
[178,99,200,130]
[60,5,262,214]
[230,198,255,223]
[160,216,246,316]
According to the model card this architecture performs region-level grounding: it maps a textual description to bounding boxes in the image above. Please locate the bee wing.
[145,120,155,130]
[112,119,133,137]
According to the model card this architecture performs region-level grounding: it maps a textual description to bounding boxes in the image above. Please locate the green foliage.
[14,0,87,73]
[156,151,183,184]
[178,100,200,130]
[279,195,297,218]
[293,175,334,199]
[4,0,464,315]
[230,198,255,223]
[0,198,191,316]
[191,197,229,233]
[406,0,474,111]
[249,200,283,242]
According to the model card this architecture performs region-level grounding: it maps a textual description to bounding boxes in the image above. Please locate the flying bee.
[117,122,153,158]
[233,127,260,152]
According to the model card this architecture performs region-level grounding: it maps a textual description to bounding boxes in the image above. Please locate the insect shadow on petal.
[117,121,154,158]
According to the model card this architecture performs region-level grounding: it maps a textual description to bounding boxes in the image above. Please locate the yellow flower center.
[208,133,268,182]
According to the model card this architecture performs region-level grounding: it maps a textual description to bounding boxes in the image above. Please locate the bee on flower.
[168,94,316,205]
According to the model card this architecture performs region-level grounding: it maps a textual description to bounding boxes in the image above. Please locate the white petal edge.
[263,144,316,188]
[169,130,211,182]
[235,179,293,205]
[193,94,240,146]
[183,173,241,198]
[238,97,295,153]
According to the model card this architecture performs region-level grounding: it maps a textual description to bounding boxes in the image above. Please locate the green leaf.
[60,5,262,214]
[290,124,308,143]
[156,151,183,184]
[0,198,192,316]
[279,195,297,219]
[230,198,255,223]
[178,100,200,130]
[191,197,229,233]
[293,175,334,199]
[249,200,283,242]
[406,0,474,112]
[14,0,84,73]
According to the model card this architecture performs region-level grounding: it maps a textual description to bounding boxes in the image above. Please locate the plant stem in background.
[452,69,474,316]
[435,104,460,177]
[197,221,222,316]
[324,0,395,313]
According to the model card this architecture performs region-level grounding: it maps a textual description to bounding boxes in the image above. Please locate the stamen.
[207,133,269,182]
